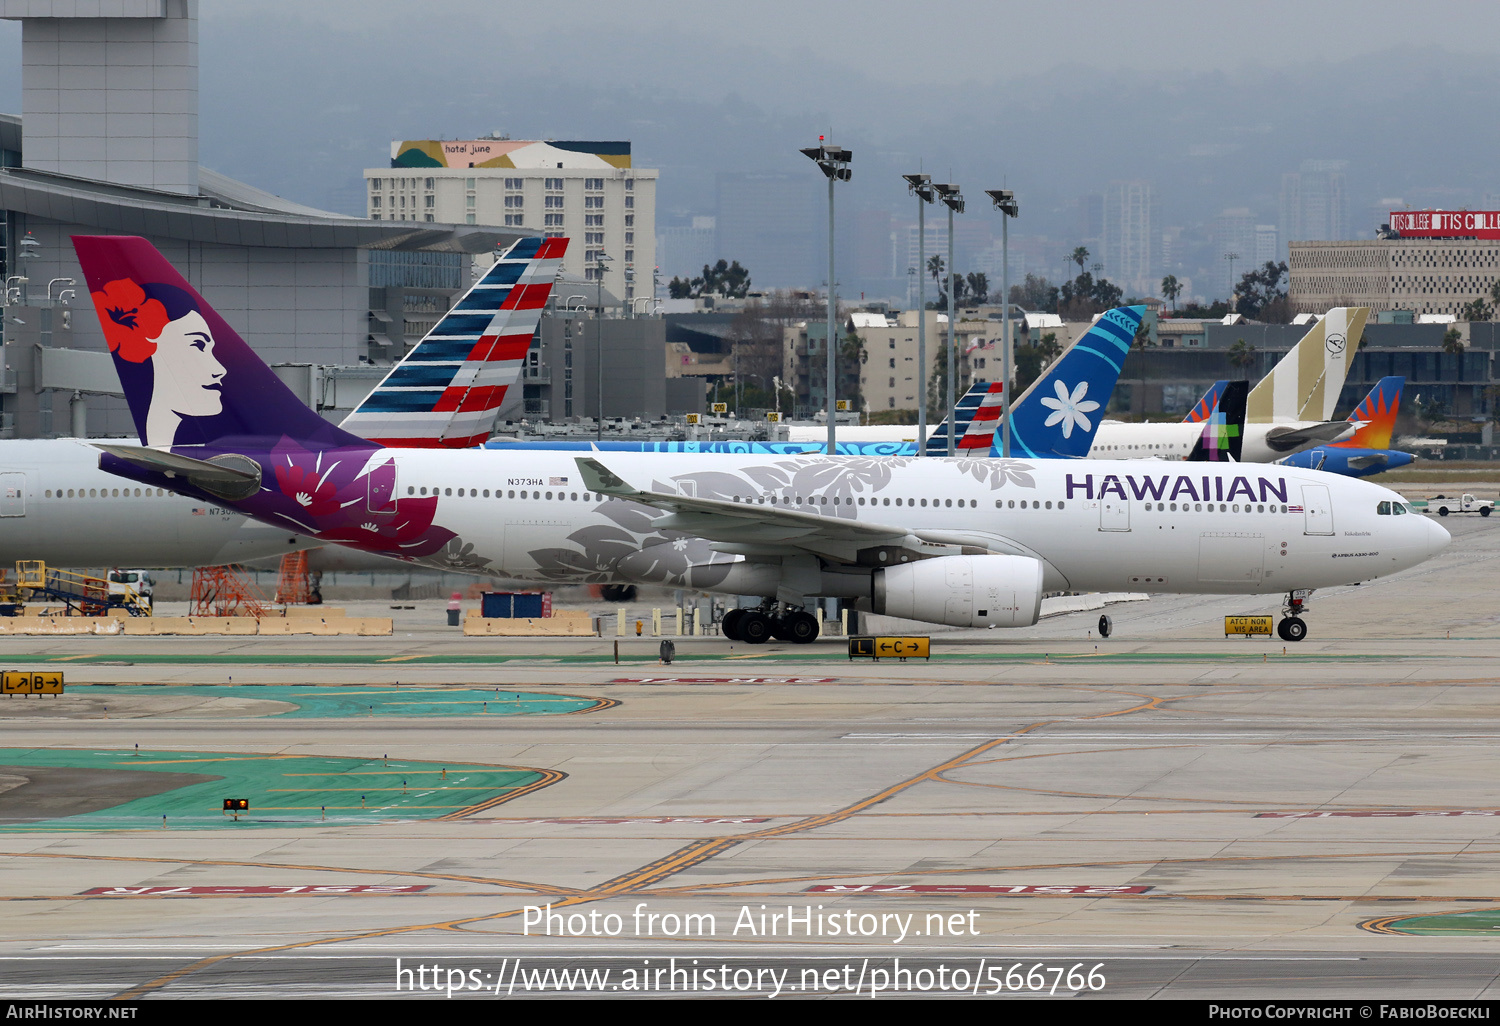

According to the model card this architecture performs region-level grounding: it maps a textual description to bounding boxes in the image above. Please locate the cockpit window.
[1393,501,1408,515]
[1377,501,1391,515]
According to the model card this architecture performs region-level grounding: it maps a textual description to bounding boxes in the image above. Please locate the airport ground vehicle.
[1432,494,1493,517]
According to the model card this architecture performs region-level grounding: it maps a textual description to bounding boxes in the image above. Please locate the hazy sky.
[2,2,1498,294]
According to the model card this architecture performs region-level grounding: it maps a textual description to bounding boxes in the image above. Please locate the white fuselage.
[1090,421,1352,463]
[362,449,1445,599]
[0,439,313,567]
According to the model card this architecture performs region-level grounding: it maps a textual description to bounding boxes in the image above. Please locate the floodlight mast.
[802,143,852,454]
[986,189,1019,458]
[933,183,964,455]
[903,173,935,455]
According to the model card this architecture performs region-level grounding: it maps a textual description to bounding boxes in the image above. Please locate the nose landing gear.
[1277,590,1311,642]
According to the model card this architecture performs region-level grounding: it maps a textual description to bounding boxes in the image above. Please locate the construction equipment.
[274,551,311,605]
[189,565,267,618]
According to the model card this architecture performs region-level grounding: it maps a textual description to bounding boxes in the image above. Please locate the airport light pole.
[1224,251,1239,307]
[933,183,964,455]
[903,173,936,454]
[594,252,612,440]
[801,141,852,455]
[986,189,1019,458]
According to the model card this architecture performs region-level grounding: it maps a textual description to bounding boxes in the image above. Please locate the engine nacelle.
[873,554,1044,628]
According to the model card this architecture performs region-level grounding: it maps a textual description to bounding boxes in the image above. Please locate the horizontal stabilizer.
[1263,420,1356,452]
[94,443,262,501]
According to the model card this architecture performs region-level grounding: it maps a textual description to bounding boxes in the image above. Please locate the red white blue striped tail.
[341,236,568,448]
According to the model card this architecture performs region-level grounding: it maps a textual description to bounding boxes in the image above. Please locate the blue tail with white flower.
[997,305,1143,458]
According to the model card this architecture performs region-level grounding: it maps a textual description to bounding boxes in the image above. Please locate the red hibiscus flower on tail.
[273,463,340,519]
[92,279,168,363]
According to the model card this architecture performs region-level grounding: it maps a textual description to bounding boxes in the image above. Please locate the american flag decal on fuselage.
[341,236,568,448]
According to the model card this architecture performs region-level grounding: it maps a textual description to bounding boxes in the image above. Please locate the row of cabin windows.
[407,486,596,501]
[1140,502,1290,513]
[45,488,169,498]
[733,495,981,509]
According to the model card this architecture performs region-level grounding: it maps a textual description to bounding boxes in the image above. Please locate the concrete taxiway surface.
[0,514,1498,999]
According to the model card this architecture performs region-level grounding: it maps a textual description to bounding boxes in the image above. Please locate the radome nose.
[1426,515,1451,557]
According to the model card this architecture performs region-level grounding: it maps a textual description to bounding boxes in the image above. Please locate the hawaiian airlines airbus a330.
[74,236,1448,643]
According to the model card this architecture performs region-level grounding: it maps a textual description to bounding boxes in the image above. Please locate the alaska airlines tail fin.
[1245,307,1369,423]
[341,236,567,448]
[73,235,367,451]
[999,305,1143,458]
[1186,380,1247,462]
[1184,381,1230,424]
[923,380,998,455]
[1333,376,1404,450]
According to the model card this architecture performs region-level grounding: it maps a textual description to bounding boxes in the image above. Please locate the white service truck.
[1432,494,1493,517]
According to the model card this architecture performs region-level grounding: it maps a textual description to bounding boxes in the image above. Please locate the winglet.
[574,456,637,497]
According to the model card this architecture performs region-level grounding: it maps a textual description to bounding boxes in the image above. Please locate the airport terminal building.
[0,0,515,437]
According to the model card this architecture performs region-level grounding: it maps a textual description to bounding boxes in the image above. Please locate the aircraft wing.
[574,456,1040,567]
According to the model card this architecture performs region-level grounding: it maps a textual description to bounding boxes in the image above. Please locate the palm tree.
[1227,338,1256,373]
[1160,274,1181,312]
[1070,247,1090,276]
[1442,328,1466,354]
[927,254,945,287]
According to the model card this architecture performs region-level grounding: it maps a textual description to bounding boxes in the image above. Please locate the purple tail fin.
[72,235,366,451]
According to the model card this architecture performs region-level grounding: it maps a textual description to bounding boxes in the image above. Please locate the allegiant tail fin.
[1184,381,1230,424]
[1333,376,1404,450]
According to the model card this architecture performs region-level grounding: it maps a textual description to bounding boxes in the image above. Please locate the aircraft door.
[0,473,25,516]
[366,457,397,514]
[1301,484,1334,535]
[1309,449,1327,471]
[1099,496,1130,531]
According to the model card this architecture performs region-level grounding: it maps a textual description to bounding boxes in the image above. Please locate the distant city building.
[1281,159,1348,248]
[656,216,717,282]
[1290,237,1500,317]
[1101,181,1157,296]
[715,173,819,290]
[370,139,657,306]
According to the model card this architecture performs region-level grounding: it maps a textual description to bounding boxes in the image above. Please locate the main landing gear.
[1277,590,1310,642]
[721,604,820,645]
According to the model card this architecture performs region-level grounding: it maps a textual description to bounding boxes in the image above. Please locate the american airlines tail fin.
[1333,376,1404,450]
[1245,307,1369,423]
[341,236,567,448]
[954,381,1005,453]
[924,381,1000,455]
[1184,380,1230,424]
[73,235,367,451]
[999,305,1143,458]
[1186,380,1247,462]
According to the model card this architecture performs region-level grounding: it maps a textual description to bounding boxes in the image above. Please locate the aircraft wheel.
[784,611,820,645]
[721,608,746,641]
[739,612,772,645]
[1278,616,1307,642]
[1438,507,1450,517]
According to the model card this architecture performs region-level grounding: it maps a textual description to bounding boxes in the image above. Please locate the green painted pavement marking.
[62,684,597,718]
[0,748,548,832]
[1372,909,1500,935]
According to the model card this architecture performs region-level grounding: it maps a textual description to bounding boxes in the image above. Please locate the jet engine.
[872,554,1044,628]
